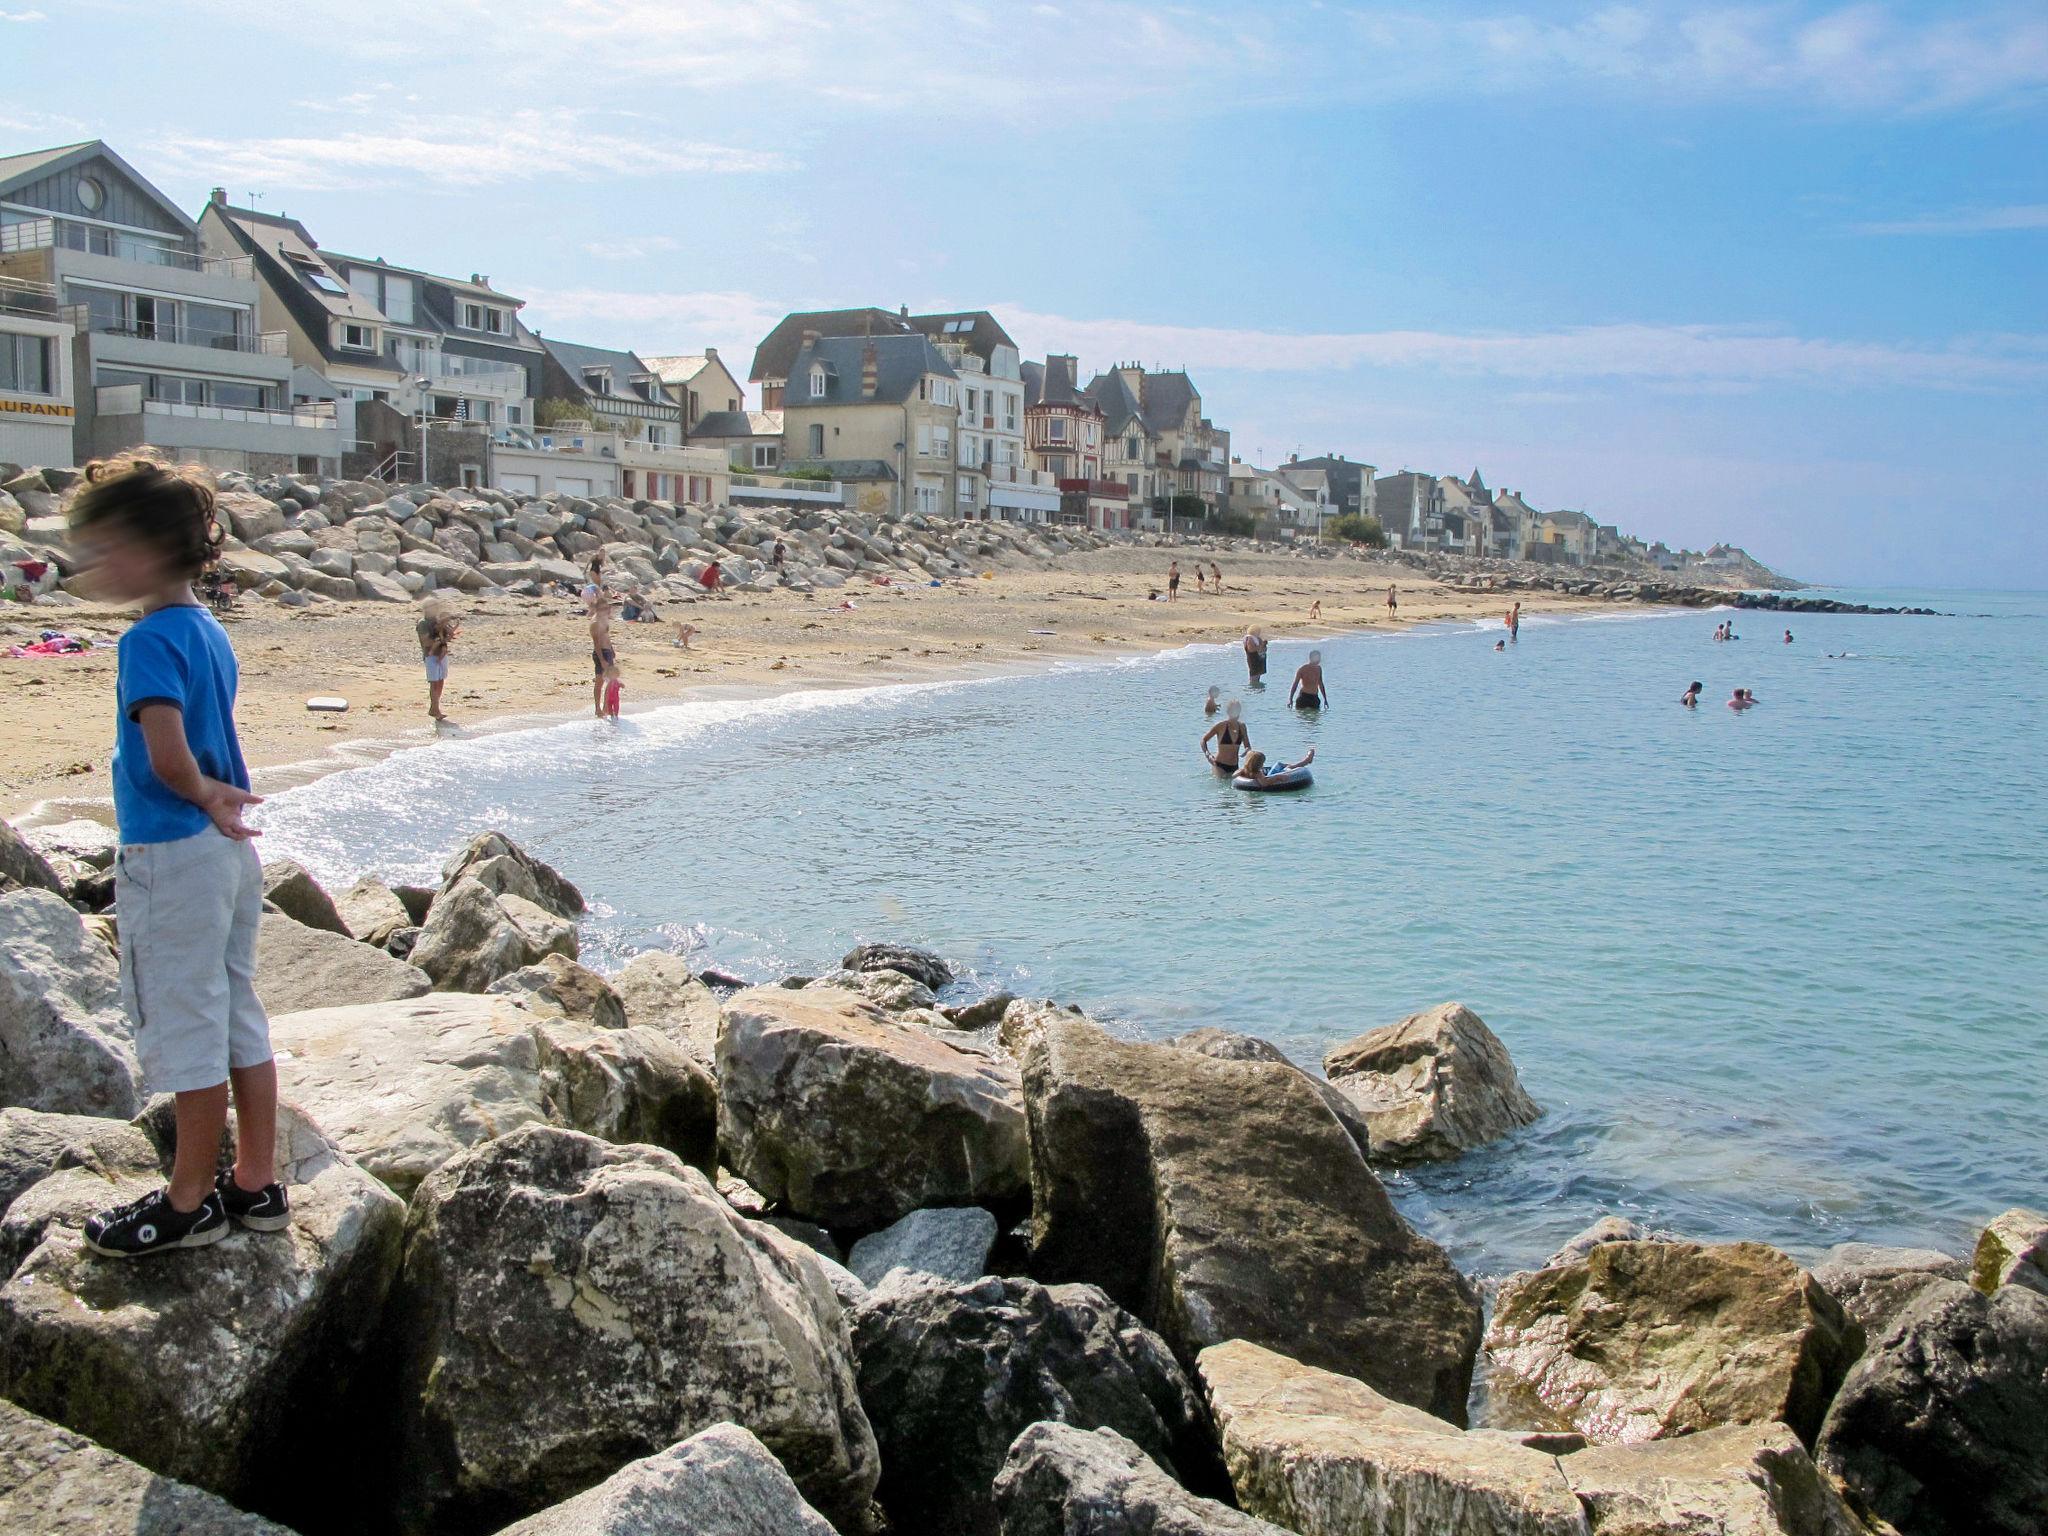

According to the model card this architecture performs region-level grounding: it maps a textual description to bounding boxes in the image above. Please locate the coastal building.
[1083,365,1228,522]
[644,349,745,438]
[906,311,1054,521]
[1278,454,1376,522]
[1532,508,1598,565]
[778,331,959,518]
[0,273,75,466]
[1371,470,1445,551]
[1491,489,1539,561]
[749,306,911,410]
[0,140,338,474]
[1228,458,1325,536]
[690,408,783,471]
[1023,353,1125,529]
[535,338,696,503]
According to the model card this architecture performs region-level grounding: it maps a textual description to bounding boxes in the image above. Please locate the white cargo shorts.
[114,826,273,1094]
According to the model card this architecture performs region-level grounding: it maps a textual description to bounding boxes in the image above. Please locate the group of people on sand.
[1164,559,1225,600]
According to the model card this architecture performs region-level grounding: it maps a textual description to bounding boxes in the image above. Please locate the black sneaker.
[83,1187,228,1259]
[214,1167,291,1232]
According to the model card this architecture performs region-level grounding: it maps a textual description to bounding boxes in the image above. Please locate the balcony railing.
[61,304,284,355]
[729,471,843,498]
[127,397,338,430]
[0,275,60,321]
[2,216,251,277]
[390,348,527,386]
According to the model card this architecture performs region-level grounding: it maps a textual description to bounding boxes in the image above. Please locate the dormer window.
[809,365,827,399]
[583,367,613,397]
[340,322,375,351]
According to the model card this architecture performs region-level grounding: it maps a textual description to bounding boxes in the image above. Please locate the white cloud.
[581,235,682,261]
[151,108,792,193]
[1854,203,2048,235]
[0,9,47,21]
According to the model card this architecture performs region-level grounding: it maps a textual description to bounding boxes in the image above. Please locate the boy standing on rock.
[67,459,288,1258]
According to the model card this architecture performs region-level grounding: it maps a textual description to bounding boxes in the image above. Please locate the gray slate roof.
[691,409,781,438]
[904,311,1018,364]
[541,337,672,406]
[786,334,955,406]
[750,308,913,383]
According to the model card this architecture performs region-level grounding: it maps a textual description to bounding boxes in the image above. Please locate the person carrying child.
[68,459,287,1258]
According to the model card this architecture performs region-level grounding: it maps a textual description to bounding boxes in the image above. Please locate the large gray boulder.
[852,1275,1218,1536]
[494,1423,837,1535]
[1024,1016,1482,1422]
[0,1114,159,1279]
[0,1105,135,1226]
[335,876,412,947]
[612,949,723,1069]
[1810,1241,1967,1338]
[1199,1339,1588,1536]
[410,876,575,992]
[1970,1206,2048,1296]
[0,1103,404,1529]
[271,993,715,1198]
[487,951,627,1029]
[254,910,431,1015]
[0,1399,295,1534]
[442,830,585,919]
[1562,1423,1865,1536]
[840,941,952,991]
[1484,1240,1862,1447]
[1169,1026,1374,1155]
[1321,1002,1540,1163]
[994,1422,1290,1536]
[717,985,1028,1228]
[0,818,66,896]
[808,966,939,1015]
[1816,1279,2048,1536]
[0,888,142,1117]
[388,1126,877,1533]
[20,817,117,871]
[260,858,349,934]
[848,1204,998,1289]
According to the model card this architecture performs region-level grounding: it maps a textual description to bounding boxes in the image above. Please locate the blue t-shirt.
[113,604,250,844]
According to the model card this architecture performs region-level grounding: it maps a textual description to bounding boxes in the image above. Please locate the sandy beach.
[2,546,1575,821]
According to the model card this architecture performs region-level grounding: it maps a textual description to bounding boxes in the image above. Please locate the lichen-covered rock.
[1811,1241,1967,1338]
[254,910,431,1015]
[840,941,952,991]
[1025,1016,1481,1422]
[1199,1339,1587,1536]
[0,1105,137,1226]
[1169,1026,1374,1154]
[488,952,628,1029]
[0,1103,404,1529]
[1561,1422,1865,1536]
[389,1126,877,1533]
[335,876,412,947]
[809,966,939,1014]
[0,1113,158,1279]
[1546,1216,1673,1268]
[0,888,141,1117]
[441,830,584,919]
[259,858,349,934]
[0,1400,295,1534]
[1322,1002,1540,1163]
[1484,1240,1862,1446]
[853,1275,1219,1536]
[410,876,573,992]
[612,949,724,1069]
[848,1205,997,1289]
[1817,1279,2048,1536]
[493,1423,838,1535]
[718,985,1028,1228]
[1970,1206,2048,1297]
[994,1422,1289,1536]
[271,993,714,1198]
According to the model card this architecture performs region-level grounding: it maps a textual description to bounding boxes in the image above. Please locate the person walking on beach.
[1201,700,1251,772]
[67,459,287,1258]
[1243,628,1268,685]
[417,602,458,721]
[1290,650,1328,710]
[1386,584,1398,619]
[1168,561,1181,601]
[1210,561,1222,592]
[1191,565,1206,595]
[590,595,617,718]
[603,656,624,721]
[1681,680,1702,708]
[1309,600,1321,621]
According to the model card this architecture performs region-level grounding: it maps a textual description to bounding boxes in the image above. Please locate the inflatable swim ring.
[1233,765,1313,792]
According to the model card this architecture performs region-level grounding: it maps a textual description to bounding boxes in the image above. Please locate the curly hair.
[66,457,224,578]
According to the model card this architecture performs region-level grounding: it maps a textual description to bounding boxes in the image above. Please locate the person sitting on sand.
[1204,685,1221,717]
[1682,680,1702,708]
[772,540,786,571]
[1235,747,1315,786]
[673,622,697,650]
[1243,628,1268,684]
[1728,687,1755,710]
[589,596,617,718]
[1202,701,1250,772]
[417,602,458,721]
[1290,650,1328,710]
[1168,561,1181,601]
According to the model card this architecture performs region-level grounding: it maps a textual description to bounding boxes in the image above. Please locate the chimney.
[704,346,718,360]
[860,340,879,399]
[470,273,481,284]
[899,304,910,318]
[209,186,227,207]
[801,328,821,348]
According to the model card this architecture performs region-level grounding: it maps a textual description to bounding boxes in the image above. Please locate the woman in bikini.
[1201,701,1251,773]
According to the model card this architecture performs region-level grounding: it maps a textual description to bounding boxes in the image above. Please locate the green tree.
[1328,513,1388,547]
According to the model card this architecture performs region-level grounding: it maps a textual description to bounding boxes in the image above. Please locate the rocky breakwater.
[0,462,1120,612]
[5,820,2048,1534]
[1440,562,1942,616]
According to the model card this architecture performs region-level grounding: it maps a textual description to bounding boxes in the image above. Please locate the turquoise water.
[255,589,2048,1278]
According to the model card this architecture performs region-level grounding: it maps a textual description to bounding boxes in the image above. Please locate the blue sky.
[5,1,2043,586]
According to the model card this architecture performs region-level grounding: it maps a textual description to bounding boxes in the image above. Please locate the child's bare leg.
[167,1081,230,1211]
[229,1058,278,1190]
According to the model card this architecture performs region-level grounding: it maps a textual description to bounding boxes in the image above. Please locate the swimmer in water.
[1728,687,1755,710]
[1290,649,1327,710]
[1784,629,1794,644]
[1201,700,1250,772]
[1235,746,1316,787]
[1494,640,1505,651]
[1682,680,1701,707]
[1204,685,1221,717]
[1243,628,1268,685]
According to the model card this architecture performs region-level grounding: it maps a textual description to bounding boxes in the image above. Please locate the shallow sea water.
[255,588,2048,1278]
